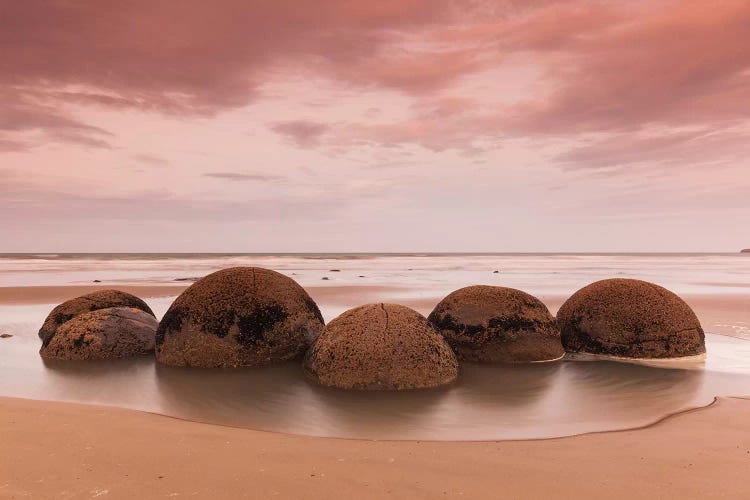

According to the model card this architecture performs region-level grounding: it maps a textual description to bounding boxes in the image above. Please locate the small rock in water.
[173,277,200,282]
[358,275,366,278]
[329,269,341,272]
[321,277,330,280]
[93,279,102,283]
[493,270,500,274]
[0,333,13,339]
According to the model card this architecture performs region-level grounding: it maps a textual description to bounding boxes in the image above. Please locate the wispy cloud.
[203,172,284,182]
[270,121,330,148]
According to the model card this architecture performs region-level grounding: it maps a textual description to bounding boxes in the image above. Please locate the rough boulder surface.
[155,267,324,368]
[557,278,705,358]
[40,307,158,360]
[38,289,155,342]
[304,303,459,390]
[428,285,564,363]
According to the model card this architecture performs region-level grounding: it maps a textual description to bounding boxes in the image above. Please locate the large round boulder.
[557,278,705,358]
[304,303,458,390]
[38,289,155,342]
[40,307,158,360]
[156,267,324,368]
[428,285,564,363]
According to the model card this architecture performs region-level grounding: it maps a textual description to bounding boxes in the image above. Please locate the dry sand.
[1,396,749,499]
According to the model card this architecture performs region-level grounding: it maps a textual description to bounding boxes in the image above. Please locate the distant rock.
[0,333,13,339]
[742,249,750,253]
[40,307,157,360]
[93,280,101,283]
[173,277,201,282]
[321,277,330,280]
[493,270,500,274]
[329,269,341,272]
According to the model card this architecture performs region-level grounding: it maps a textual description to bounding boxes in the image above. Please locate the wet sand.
[0,284,406,306]
[2,396,749,499]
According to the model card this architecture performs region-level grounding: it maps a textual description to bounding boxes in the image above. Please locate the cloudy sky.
[2,0,749,252]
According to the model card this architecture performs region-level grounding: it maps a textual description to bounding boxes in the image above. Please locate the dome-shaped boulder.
[304,303,458,390]
[38,289,155,342]
[156,267,324,368]
[40,307,158,360]
[428,285,564,363]
[557,278,705,358]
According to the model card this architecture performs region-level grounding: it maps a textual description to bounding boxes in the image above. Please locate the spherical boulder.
[38,289,155,342]
[428,285,564,363]
[156,267,324,368]
[40,307,158,360]
[557,278,705,358]
[304,303,459,390]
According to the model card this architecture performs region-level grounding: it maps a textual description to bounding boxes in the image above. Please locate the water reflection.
[455,362,561,407]
[1,327,748,440]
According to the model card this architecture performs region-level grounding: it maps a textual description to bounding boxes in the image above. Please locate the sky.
[1,0,749,252]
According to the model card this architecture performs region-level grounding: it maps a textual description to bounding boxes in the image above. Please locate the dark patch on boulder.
[304,303,458,390]
[428,285,563,363]
[236,304,289,346]
[39,290,155,343]
[557,278,705,359]
[156,267,324,368]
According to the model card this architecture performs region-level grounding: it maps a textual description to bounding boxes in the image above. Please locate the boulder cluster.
[37,269,706,389]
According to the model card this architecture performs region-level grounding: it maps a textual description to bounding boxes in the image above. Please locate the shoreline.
[1,393,730,444]
[3,395,750,498]
[1,284,747,338]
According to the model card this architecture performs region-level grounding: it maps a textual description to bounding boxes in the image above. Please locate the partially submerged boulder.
[428,285,564,363]
[38,289,155,343]
[557,278,705,358]
[304,303,459,390]
[155,267,324,368]
[40,307,157,360]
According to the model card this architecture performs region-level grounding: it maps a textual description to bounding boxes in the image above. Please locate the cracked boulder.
[40,307,158,360]
[557,278,705,358]
[428,285,564,363]
[155,267,324,368]
[304,303,458,390]
[39,289,155,343]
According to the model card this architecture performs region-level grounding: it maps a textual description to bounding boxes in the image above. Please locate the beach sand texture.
[2,396,750,499]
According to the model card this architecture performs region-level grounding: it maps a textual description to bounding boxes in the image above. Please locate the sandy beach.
[2,396,749,499]
[1,257,748,497]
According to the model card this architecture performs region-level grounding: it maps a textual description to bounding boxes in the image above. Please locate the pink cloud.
[271,121,330,148]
